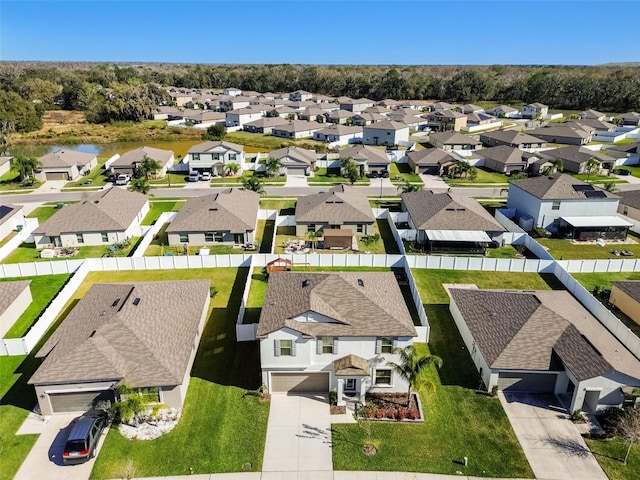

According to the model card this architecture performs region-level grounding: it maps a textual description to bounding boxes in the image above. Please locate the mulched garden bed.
[358,392,422,421]
[330,405,346,415]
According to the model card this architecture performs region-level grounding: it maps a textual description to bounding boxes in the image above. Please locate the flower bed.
[357,392,423,422]
[118,408,181,440]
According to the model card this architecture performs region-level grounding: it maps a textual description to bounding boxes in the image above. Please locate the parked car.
[115,174,131,185]
[379,169,390,178]
[187,171,201,182]
[200,171,212,181]
[62,409,109,465]
[615,168,631,176]
[366,170,379,178]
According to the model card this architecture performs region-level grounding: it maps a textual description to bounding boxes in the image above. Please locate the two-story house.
[225,106,265,127]
[186,141,245,176]
[362,120,409,147]
[520,102,549,119]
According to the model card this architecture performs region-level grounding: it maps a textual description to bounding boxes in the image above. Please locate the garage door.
[45,172,68,181]
[286,167,307,176]
[271,373,329,393]
[49,390,114,413]
[497,372,557,393]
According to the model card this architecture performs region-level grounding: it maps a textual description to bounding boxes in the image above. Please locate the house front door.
[51,236,62,247]
[345,378,356,392]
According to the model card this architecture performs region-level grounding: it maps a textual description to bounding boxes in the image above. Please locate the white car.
[115,174,131,185]
[187,172,201,182]
[200,172,212,181]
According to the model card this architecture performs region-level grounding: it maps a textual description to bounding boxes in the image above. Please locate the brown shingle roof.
[476,145,528,165]
[256,272,417,338]
[295,184,375,225]
[334,354,370,376]
[33,188,148,236]
[401,191,505,231]
[111,146,174,168]
[479,130,545,146]
[406,148,457,166]
[612,281,640,302]
[364,120,408,131]
[0,280,31,316]
[30,280,210,387]
[167,188,259,234]
[510,173,618,200]
[188,141,244,154]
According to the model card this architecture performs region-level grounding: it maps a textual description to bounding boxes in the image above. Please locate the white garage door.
[497,372,557,393]
[49,390,114,413]
[271,373,329,393]
[286,167,307,176]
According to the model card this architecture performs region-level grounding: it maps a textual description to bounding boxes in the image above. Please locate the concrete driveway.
[14,412,109,480]
[262,394,333,478]
[499,393,607,480]
[285,175,308,187]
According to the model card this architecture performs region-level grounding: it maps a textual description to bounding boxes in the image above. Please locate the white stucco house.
[225,107,265,127]
[36,149,98,181]
[0,204,25,243]
[313,125,363,145]
[185,141,245,176]
[362,120,410,147]
[257,271,418,405]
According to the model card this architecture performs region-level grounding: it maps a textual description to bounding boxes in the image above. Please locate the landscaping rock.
[119,408,181,440]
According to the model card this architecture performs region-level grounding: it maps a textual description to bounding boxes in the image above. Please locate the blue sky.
[1,1,638,65]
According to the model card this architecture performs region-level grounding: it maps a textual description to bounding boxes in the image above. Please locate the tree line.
[0,62,639,134]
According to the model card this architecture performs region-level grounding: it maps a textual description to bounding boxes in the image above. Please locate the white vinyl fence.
[0,218,39,262]
[131,212,177,257]
[236,256,258,342]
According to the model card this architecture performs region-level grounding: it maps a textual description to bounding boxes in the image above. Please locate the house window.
[623,207,629,216]
[275,339,295,356]
[204,232,214,242]
[357,224,364,233]
[317,336,337,354]
[229,154,237,162]
[552,201,561,210]
[101,232,109,243]
[192,154,200,161]
[307,224,316,232]
[76,233,85,244]
[214,232,224,242]
[179,233,188,243]
[376,337,395,354]
[374,369,392,386]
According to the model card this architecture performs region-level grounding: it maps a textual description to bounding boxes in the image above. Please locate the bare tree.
[617,408,640,465]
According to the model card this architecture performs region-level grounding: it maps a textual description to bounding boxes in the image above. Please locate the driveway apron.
[499,393,607,480]
[262,394,333,475]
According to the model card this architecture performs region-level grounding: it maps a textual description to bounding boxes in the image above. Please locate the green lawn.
[225,130,327,152]
[244,269,268,324]
[3,239,140,264]
[25,204,73,223]
[309,167,370,186]
[573,173,626,185]
[252,171,287,184]
[64,158,110,187]
[260,199,296,213]
[259,220,275,253]
[445,167,509,185]
[141,200,185,225]
[585,437,640,480]
[389,162,423,184]
[537,235,640,260]
[0,169,41,192]
[2,274,70,338]
[149,172,188,185]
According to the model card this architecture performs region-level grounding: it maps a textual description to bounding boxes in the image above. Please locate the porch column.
[337,378,345,407]
[359,377,368,404]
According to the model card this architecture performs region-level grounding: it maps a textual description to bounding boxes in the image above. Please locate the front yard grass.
[2,239,140,264]
[584,437,640,480]
[537,234,640,260]
[389,162,423,184]
[2,274,70,338]
[445,167,509,185]
[141,200,185,225]
[64,159,110,188]
[149,172,188,185]
[309,167,370,186]
[25,203,76,223]
[0,170,41,192]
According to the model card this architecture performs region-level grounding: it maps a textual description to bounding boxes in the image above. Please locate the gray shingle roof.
[317,125,363,136]
[188,141,244,154]
[256,272,417,338]
[618,189,640,210]
[30,280,210,387]
[476,145,528,165]
[429,131,481,145]
[540,146,614,164]
[528,125,591,141]
[339,145,389,164]
[268,146,317,166]
[167,188,259,234]
[401,191,505,231]
[272,121,323,133]
[406,148,457,166]
[39,149,96,169]
[111,146,174,168]
[480,130,545,146]
[0,280,31,316]
[295,184,375,225]
[510,173,618,200]
[364,120,408,131]
[612,281,640,302]
[244,117,289,128]
[33,188,148,236]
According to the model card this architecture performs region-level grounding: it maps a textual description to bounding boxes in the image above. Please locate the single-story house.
[0,280,32,339]
[447,286,640,413]
[476,146,530,175]
[617,189,640,222]
[401,191,505,254]
[619,112,640,127]
[243,116,289,134]
[223,87,242,96]
[565,119,616,133]
[339,98,375,113]
[29,280,210,415]
[0,156,12,177]
[456,104,484,114]
[338,145,390,174]
[350,113,385,126]
[110,146,175,178]
[185,141,245,176]
[539,146,615,173]
[268,146,317,176]
[507,173,626,236]
[405,148,458,175]
[0,204,25,242]
[579,109,607,121]
[220,96,252,111]
[295,184,375,238]
[362,120,410,147]
[153,106,183,120]
[479,130,546,149]
[520,102,549,119]
[427,131,480,151]
[313,125,363,146]
[257,271,417,403]
[183,110,226,127]
[424,110,468,132]
[609,281,640,326]
[271,121,324,139]
[32,188,149,248]
[465,112,498,127]
[36,149,98,181]
[326,110,353,125]
[297,108,326,123]
[486,105,520,118]
[528,125,592,145]
[427,102,454,112]
[166,188,259,247]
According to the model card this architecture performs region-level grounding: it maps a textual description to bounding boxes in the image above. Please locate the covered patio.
[424,229,493,255]
[559,216,632,241]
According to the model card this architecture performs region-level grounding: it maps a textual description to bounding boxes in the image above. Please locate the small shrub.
[397,409,407,420]
[386,409,396,420]
[377,408,385,419]
[329,390,337,406]
[210,286,219,298]
[409,410,420,420]
[600,406,625,434]
[570,409,585,423]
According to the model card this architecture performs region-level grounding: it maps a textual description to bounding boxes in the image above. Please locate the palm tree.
[241,175,265,194]
[12,156,40,181]
[584,158,600,182]
[386,345,442,405]
[137,155,162,179]
[306,229,321,252]
[602,181,618,193]
[129,177,150,194]
[264,157,282,177]
[398,180,422,193]
[226,162,239,176]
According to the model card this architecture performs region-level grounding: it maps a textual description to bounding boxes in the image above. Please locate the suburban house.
[0,204,25,242]
[297,108,326,123]
[540,146,615,173]
[506,173,629,238]
[225,107,265,127]
[405,148,458,175]
[183,111,226,127]
[169,93,192,106]
[486,105,520,118]
[476,146,530,175]
[565,119,616,133]
[110,146,175,178]
[32,188,149,248]
[313,125,363,145]
[579,109,607,121]
[153,106,183,121]
[427,102,454,112]
[520,102,549,119]
[456,104,484,114]
[387,112,429,129]
[609,281,640,326]
[479,130,546,149]
[223,87,242,96]
[447,286,640,414]
[618,189,640,223]
[350,112,385,126]
[424,110,468,132]
[243,117,289,134]
[427,131,480,151]
[268,147,316,176]
[36,149,98,181]
[400,191,505,254]
[619,112,640,127]
[256,271,417,403]
[465,112,498,127]
[528,125,592,145]
[339,98,375,113]
[362,120,410,147]
[295,184,375,239]
[0,156,12,177]
[289,90,313,102]
[186,141,245,176]
[166,188,259,247]
[338,145,390,175]
[271,121,324,139]
[29,280,211,415]
[220,96,252,111]
[0,280,32,339]
[326,110,353,125]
